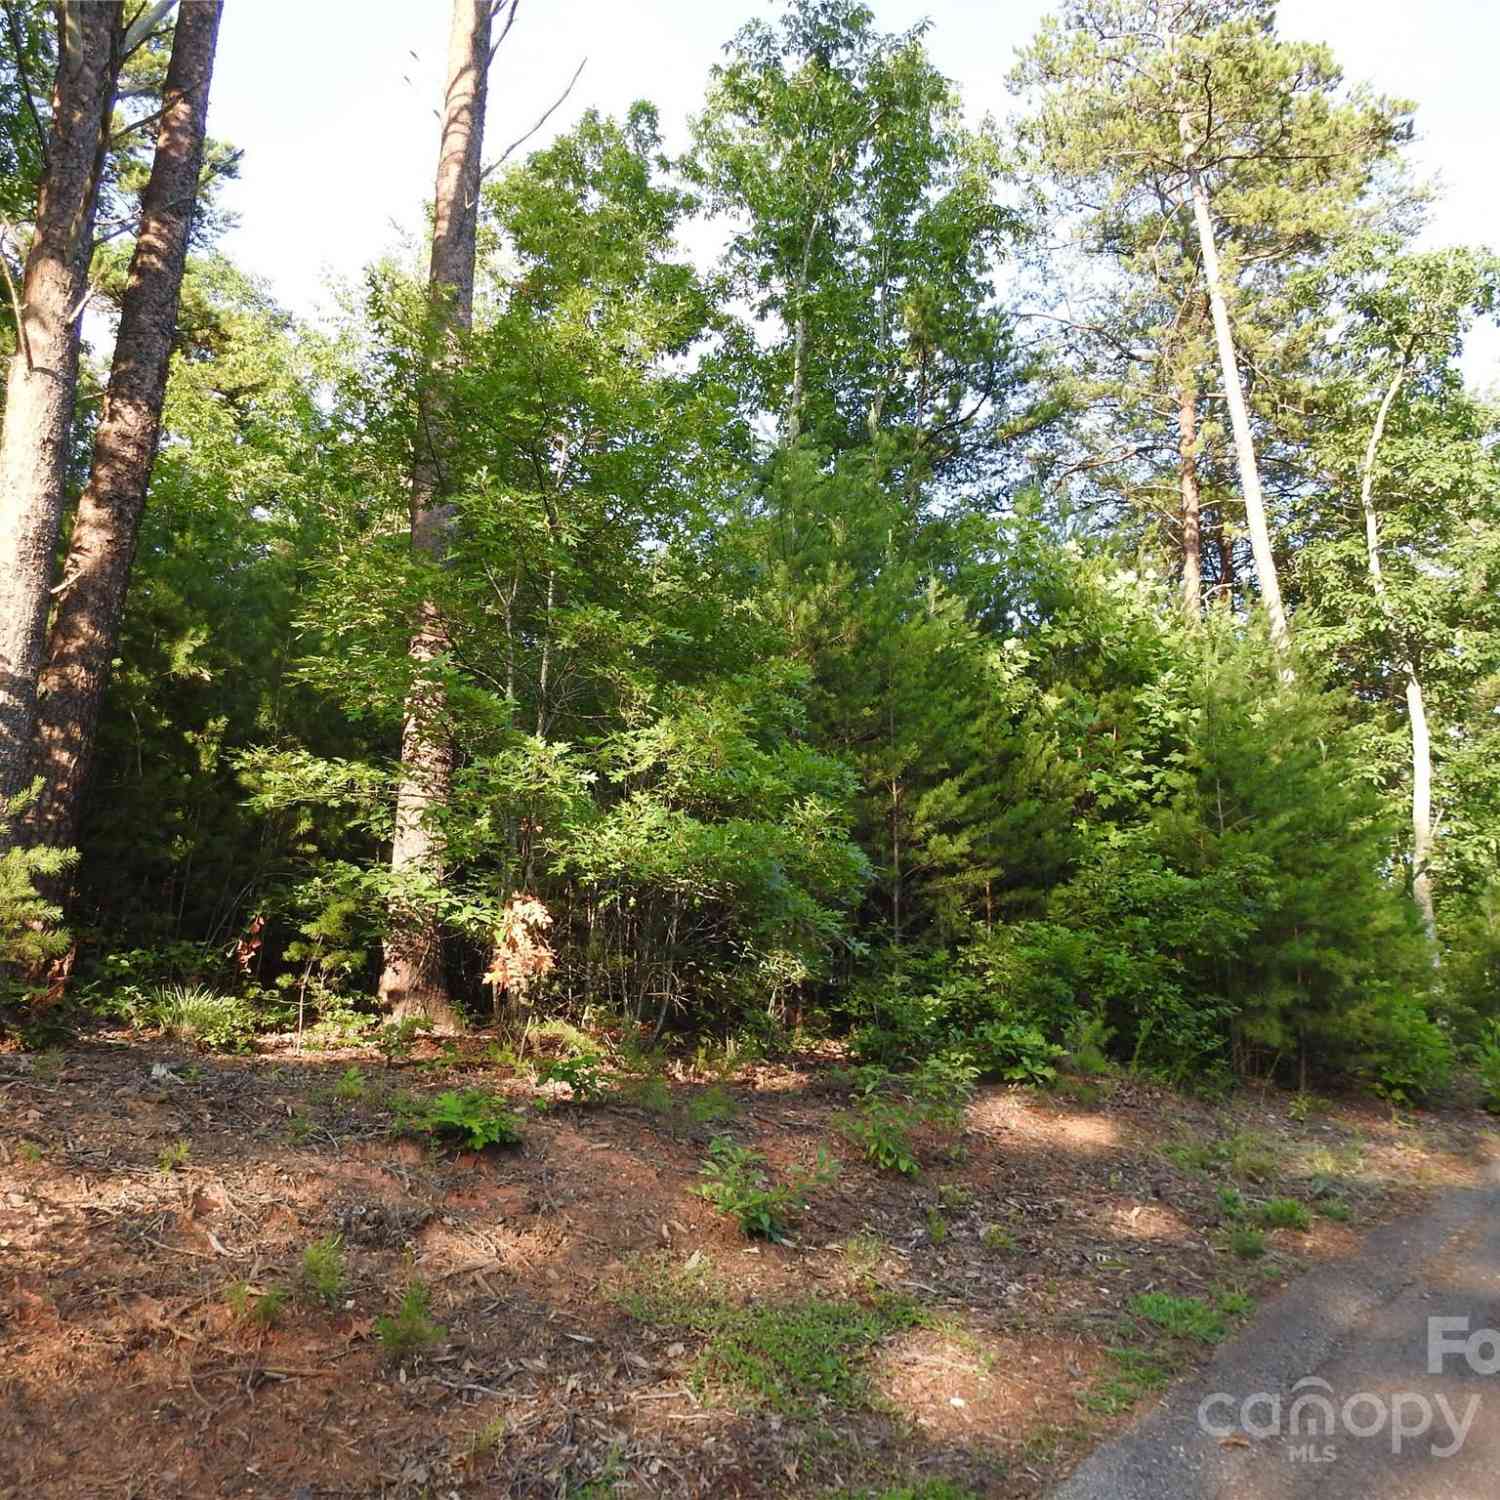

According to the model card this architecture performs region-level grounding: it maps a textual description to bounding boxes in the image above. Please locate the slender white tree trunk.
[1359,360,1440,952]
[1185,164,1291,659]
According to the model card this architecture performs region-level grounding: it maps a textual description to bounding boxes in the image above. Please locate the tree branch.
[480,56,587,180]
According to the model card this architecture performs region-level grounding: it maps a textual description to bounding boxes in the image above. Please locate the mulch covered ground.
[0,1031,1491,1498]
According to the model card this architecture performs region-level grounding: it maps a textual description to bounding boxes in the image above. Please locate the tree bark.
[1359,357,1440,953]
[1176,371,1201,617]
[1185,162,1292,661]
[27,0,224,858]
[378,0,495,1028]
[0,2,121,825]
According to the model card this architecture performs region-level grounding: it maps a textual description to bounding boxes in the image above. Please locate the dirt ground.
[0,1030,1492,1499]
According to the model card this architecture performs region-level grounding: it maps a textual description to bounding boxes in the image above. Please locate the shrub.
[837,1096,922,1176]
[301,1235,346,1307]
[1259,1197,1311,1231]
[970,1019,1063,1086]
[694,1137,834,1241]
[1343,992,1454,1103]
[418,1090,524,1151]
[226,1281,287,1327]
[1228,1227,1266,1260]
[145,984,262,1051]
[534,1050,608,1102]
[376,1017,429,1066]
[375,1281,445,1359]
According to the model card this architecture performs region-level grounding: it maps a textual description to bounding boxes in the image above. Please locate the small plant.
[1216,1185,1247,1220]
[301,1234,346,1307]
[1128,1291,1226,1344]
[376,1017,429,1067]
[158,1139,190,1173]
[925,1208,947,1245]
[1228,1227,1266,1260]
[1318,1198,1353,1223]
[1259,1197,1312,1231]
[147,984,259,1052]
[16,1140,44,1164]
[936,1183,973,1212]
[534,1050,608,1102]
[286,1110,313,1145]
[1217,1288,1254,1319]
[694,1137,834,1242]
[375,1280,445,1360]
[617,1073,672,1114]
[226,1280,287,1328]
[1085,1346,1174,1414]
[333,1065,367,1103]
[1288,1092,1325,1122]
[970,1020,1064,1087]
[980,1223,1017,1254]
[686,1083,739,1126]
[837,1096,921,1176]
[418,1090,524,1151]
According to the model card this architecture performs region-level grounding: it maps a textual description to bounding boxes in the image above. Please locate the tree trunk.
[0,1,121,824]
[1359,357,1440,954]
[1185,164,1292,661]
[28,0,224,859]
[1176,372,1201,617]
[378,0,495,1028]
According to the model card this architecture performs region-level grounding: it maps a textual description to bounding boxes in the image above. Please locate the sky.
[207,0,1500,389]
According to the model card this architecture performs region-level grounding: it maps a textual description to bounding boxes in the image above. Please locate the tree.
[27,0,224,860]
[0,1,123,819]
[1300,242,1500,947]
[379,0,510,1026]
[1013,0,1412,650]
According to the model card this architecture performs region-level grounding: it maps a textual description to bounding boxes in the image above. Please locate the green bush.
[375,1281,445,1359]
[1342,992,1454,1103]
[417,1090,524,1151]
[694,1136,834,1241]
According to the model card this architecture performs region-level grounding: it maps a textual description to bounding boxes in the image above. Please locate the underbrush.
[614,1254,923,1416]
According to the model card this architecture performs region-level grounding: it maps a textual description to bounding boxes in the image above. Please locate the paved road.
[1051,1159,1500,1500]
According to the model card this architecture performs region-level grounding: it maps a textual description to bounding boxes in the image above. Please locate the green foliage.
[1228,1227,1266,1260]
[376,1017,428,1067]
[534,1050,608,1102]
[617,1255,921,1416]
[0,806,77,1001]
[1344,992,1455,1103]
[416,1090,524,1152]
[981,1224,1017,1254]
[226,1281,287,1328]
[332,1066,367,1103]
[300,1235,346,1307]
[1127,1292,1227,1345]
[694,1136,834,1241]
[158,1139,190,1173]
[375,1281,445,1360]
[837,1096,922,1177]
[143,984,289,1052]
[1259,1198,1312,1232]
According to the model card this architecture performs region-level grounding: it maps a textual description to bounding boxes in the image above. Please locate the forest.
[0,2,1498,1496]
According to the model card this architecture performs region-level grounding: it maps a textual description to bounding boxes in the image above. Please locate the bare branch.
[488,0,519,63]
[480,56,587,180]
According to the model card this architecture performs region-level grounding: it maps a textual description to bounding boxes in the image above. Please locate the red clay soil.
[0,1033,1491,1498]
